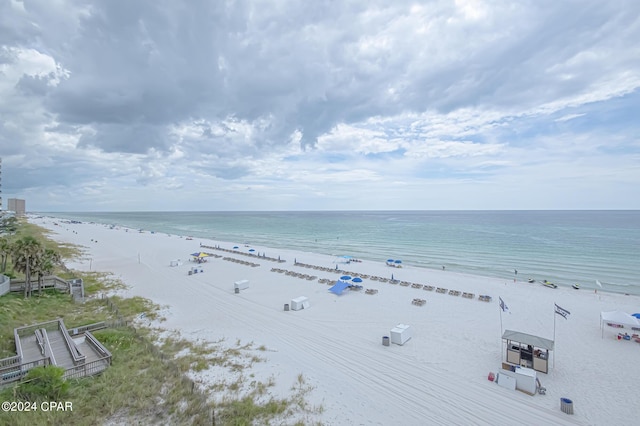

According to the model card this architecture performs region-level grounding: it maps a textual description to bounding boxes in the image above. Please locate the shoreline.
[31,216,640,425]
[38,211,640,297]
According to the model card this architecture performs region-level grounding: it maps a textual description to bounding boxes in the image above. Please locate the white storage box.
[390,324,412,345]
[234,280,250,290]
[498,366,537,395]
[291,296,310,311]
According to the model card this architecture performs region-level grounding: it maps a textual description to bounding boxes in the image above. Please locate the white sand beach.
[32,217,640,426]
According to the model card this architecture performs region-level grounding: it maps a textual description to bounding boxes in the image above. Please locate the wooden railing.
[41,329,57,367]
[34,329,45,356]
[68,320,115,335]
[0,274,9,296]
[15,319,59,337]
[62,356,111,380]
[0,357,50,387]
[13,328,24,361]
[85,332,112,362]
[0,355,21,369]
[9,275,70,293]
[58,319,85,365]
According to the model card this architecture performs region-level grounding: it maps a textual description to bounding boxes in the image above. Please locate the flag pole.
[499,305,503,359]
[553,303,557,368]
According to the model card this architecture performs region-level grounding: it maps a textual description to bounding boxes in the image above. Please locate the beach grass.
[0,221,321,425]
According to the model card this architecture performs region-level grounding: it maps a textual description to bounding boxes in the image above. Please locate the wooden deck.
[1,319,111,386]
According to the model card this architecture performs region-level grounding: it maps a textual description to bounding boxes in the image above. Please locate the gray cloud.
[1,0,639,210]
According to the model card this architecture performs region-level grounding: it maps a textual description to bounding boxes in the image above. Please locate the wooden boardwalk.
[1,319,111,386]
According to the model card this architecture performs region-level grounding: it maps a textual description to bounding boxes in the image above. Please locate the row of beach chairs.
[202,244,286,263]
[222,257,260,267]
[271,263,493,304]
[270,268,317,280]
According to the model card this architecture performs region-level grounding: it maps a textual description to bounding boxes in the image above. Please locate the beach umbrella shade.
[190,252,211,258]
[329,280,351,295]
[340,275,352,281]
[387,259,394,263]
[249,249,255,252]
[394,260,402,264]
[351,277,363,283]
[233,246,239,249]
[633,313,640,319]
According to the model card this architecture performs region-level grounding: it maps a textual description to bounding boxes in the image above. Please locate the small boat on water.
[572,283,580,290]
[542,280,557,289]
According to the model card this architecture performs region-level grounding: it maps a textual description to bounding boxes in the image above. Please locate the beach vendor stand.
[502,330,553,374]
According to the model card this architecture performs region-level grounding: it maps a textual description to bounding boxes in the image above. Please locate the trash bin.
[382,336,390,346]
[560,398,574,414]
[284,303,289,311]
[234,287,240,294]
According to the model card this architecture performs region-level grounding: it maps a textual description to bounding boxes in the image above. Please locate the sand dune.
[33,217,640,425]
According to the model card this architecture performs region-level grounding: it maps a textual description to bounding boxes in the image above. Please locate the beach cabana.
[291,296,310,310]
[502,330,554,374]
[600,311,640,338]
[234,280,250,290]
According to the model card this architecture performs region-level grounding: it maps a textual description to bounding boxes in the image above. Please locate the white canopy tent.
[600,310,640,338]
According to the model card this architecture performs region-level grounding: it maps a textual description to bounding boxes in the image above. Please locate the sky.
[1,0,639,212]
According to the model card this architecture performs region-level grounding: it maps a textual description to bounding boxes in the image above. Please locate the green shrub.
[17,366,69,401]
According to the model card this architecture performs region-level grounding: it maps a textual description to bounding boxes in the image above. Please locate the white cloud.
[1,1,639,210]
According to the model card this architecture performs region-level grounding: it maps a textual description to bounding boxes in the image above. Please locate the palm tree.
[0,216,18,235]
[12,237,43,297]
[34,248,61,296]
[0,237,10,273]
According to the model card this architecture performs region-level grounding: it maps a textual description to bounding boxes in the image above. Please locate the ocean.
[39,210,640,295]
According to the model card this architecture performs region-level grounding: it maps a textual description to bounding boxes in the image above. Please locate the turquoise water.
[40,210,640,295]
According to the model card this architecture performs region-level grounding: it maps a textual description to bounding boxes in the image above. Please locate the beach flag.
[499,297,509,312]
[555,303,570,319]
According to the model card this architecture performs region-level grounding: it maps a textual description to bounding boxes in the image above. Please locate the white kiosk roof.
[502,330,554,350]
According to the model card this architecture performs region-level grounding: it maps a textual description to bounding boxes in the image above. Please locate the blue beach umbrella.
[633,313,640,319]
[233,246,239,249]
[249,248,255,252]
[340,275,352,281]
[351,277,363,283]
[394,260,402,264]
[387,259,394,263]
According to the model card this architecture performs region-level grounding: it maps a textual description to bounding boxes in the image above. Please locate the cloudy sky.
[1,0,639,211]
